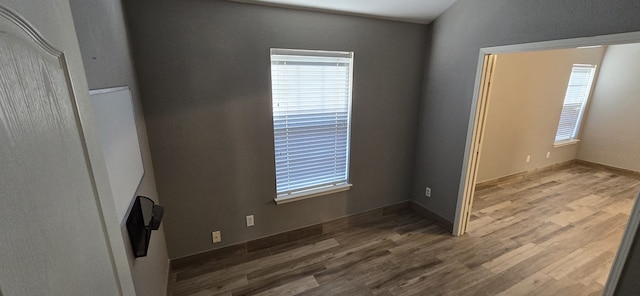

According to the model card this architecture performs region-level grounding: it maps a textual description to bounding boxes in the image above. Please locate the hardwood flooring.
[169,165,640,296]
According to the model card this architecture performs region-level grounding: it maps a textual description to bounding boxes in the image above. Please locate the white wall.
[477,47,605,182]
[577,43,640,173]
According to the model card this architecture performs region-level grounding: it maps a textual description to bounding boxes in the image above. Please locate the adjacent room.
[467,43,640,293]
[2,1,640,296]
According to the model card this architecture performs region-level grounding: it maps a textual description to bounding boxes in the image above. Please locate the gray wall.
[125,0,427,259]
[616,237,640,294]
[615,194,640,295]
[68,0,170,295]
[477,47,605,183]
[413,0,640,223]
[577,43,640,173]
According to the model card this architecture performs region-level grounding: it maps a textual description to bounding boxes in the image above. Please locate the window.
[554,64,597,144]
[270,48,354,203]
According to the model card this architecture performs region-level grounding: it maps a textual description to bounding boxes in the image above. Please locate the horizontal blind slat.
[275,159,348,172]
[280,171,348,184]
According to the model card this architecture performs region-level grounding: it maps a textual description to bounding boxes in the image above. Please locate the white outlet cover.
[212,231,221,243]
[425,187,432,197]
[246,215,255,227]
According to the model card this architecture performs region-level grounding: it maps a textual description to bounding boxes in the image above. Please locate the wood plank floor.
[169,165,640,296]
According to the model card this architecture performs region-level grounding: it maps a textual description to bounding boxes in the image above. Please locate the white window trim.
[553,139,580,148]
[274,183,352,205]
[270,48,355,204]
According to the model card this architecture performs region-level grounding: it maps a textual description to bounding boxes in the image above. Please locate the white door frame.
[453,31,640,295]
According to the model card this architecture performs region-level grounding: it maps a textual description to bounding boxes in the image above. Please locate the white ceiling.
[234,0,458,24]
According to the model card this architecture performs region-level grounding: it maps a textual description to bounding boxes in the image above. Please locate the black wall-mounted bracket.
[126,196,164,258]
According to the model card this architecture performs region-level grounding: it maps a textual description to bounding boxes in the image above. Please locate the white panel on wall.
[90,86,144,224]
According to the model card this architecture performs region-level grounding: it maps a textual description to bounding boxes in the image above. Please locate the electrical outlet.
[546,151,551,159]
[212,231,221,243]
[425,187,432,198]
[526,155,531,163]
[246,215,255,227]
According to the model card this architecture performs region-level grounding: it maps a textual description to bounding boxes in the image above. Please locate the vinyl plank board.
[481,243,545,273]
[495,271,553,296]
[252,275,319,296]
[172,274,247,296]
[388,262,470,296]
[230,262,326,296]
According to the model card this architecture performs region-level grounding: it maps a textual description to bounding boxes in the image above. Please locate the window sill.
[554,139,580,148]
[274,183,353,205]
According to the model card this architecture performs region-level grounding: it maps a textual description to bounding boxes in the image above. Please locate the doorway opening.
[454,32,640,295]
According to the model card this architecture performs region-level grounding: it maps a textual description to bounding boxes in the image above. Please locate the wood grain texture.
[169,165,639,296]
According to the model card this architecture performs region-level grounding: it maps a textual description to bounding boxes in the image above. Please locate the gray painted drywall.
[616,238,640,294]
[68,0,170,295]
[413,0,640,223]
[125,0,427,259]
[0,0,126,294]
[577,43,640,173]
[477,47,605,183]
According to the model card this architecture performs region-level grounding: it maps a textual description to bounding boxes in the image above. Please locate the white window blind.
[555,65,597,143]
[270,48,354,198]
